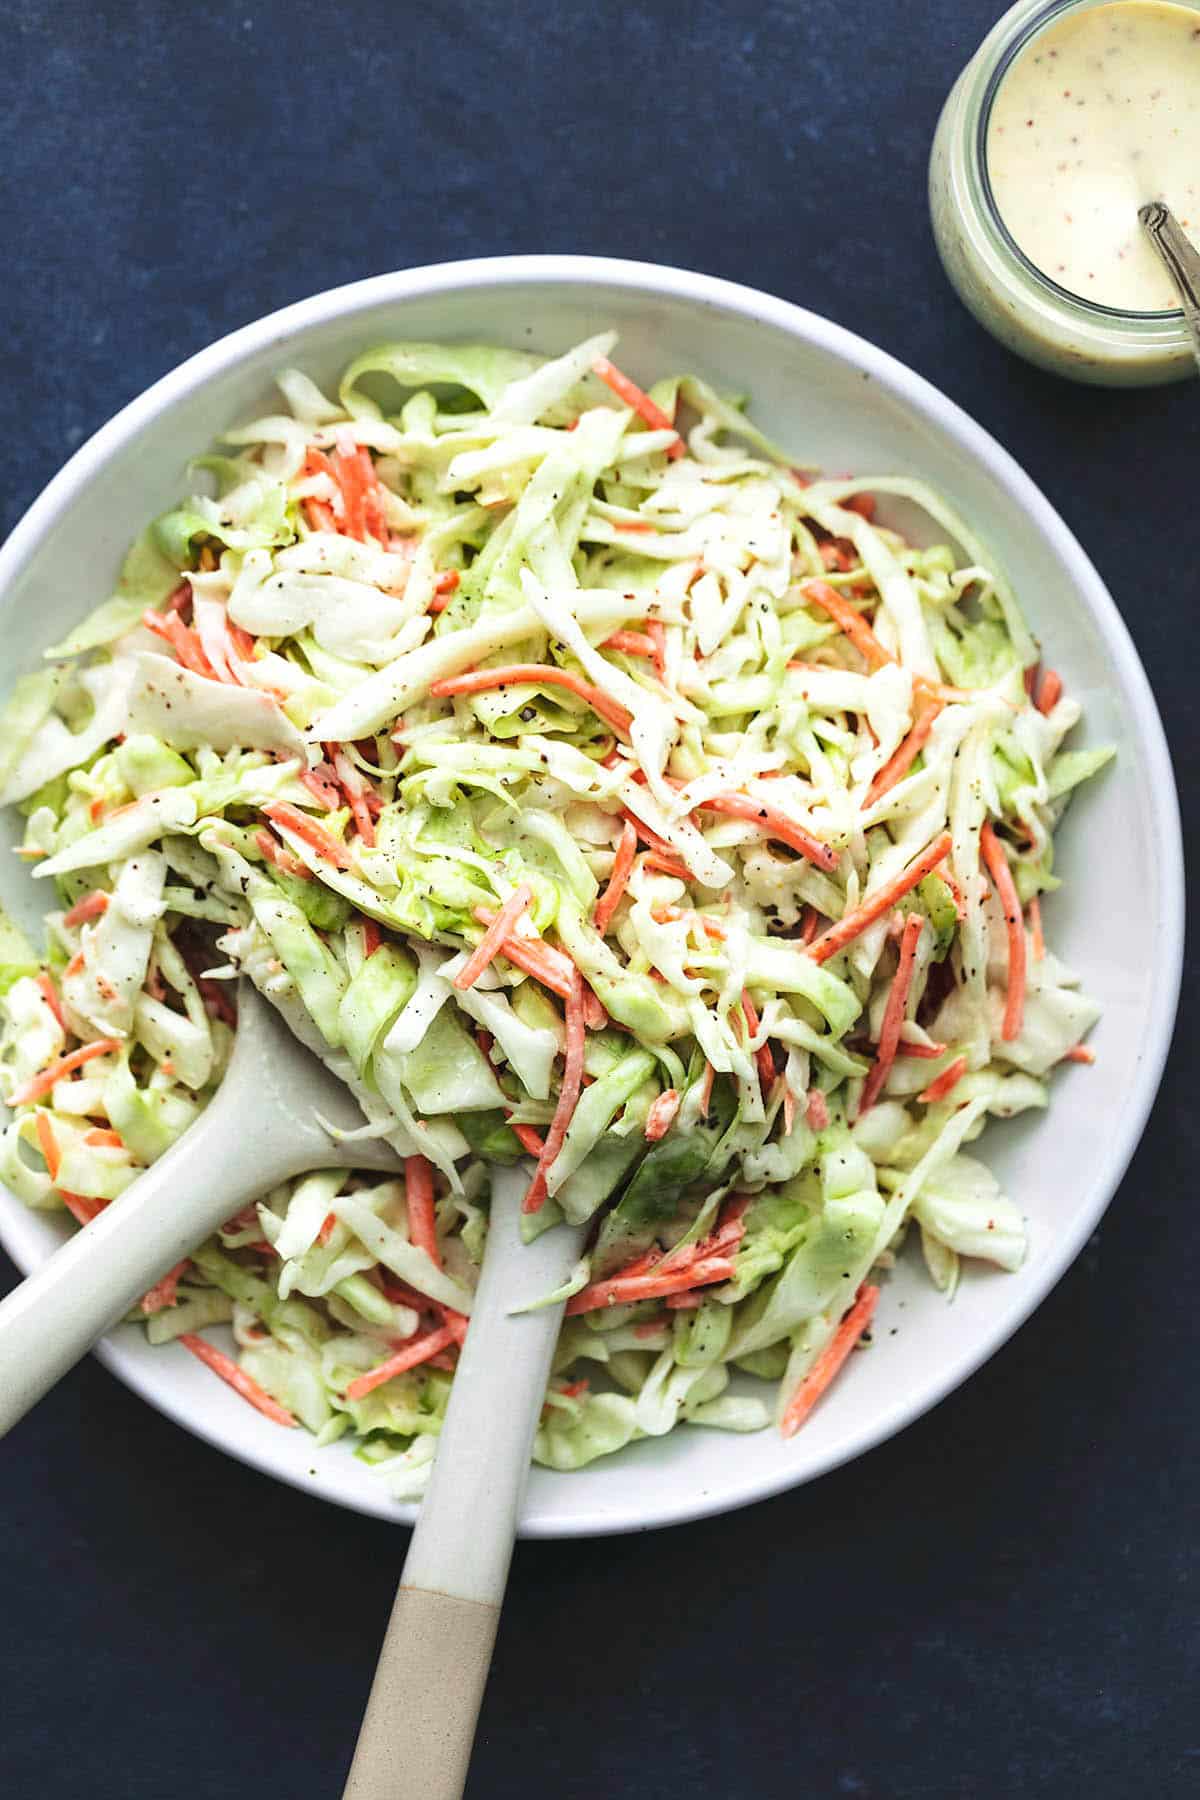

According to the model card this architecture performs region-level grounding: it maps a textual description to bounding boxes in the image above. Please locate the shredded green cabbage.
[0,336,1111,1489]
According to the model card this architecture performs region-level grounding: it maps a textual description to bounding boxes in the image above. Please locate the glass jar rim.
[975,0,1187,323]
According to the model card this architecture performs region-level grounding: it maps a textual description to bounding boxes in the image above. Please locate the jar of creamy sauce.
[930,0,1200,384]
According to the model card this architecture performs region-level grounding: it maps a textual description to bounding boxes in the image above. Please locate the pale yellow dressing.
[986,1,1200,311]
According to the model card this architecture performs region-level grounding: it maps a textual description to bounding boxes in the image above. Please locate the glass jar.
[929,0,1199,385]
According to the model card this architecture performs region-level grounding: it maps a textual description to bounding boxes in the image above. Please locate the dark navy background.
[2,3,1197,1794]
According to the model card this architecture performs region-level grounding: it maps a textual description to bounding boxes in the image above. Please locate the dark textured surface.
[2,3,1197,1796]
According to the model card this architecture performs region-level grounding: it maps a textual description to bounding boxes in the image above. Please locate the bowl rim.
[0,254,1184,1537]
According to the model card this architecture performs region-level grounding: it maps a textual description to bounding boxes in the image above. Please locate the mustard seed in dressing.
[986,1,1200,311]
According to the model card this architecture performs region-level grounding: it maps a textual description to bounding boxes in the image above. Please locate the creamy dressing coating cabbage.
[0,334,1109,1484]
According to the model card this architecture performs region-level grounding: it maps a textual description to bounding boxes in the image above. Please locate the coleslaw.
[0,335,1110,1494]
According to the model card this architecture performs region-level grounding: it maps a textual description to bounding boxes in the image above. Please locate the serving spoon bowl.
[0,977,584,1796]
[0,980,409,1435]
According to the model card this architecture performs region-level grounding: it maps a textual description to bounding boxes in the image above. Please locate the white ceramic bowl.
[0,257,1183,1536]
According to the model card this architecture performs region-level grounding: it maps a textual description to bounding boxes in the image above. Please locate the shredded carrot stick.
[299,763,343,811]
[428,570,460,612]
[300,448,343,535]
[332,442,381,544]
[179,1333,297,1425]
[471,905,576,998]
[227,619,258,662]
[918,1054,969,1103]
[581,985,607,1030]
[617,1250,661,1280]
[698,1062,716,1117]
[429,664,633,736]
[455,885,534,991]
[620,808,695,870]
[304,494,339,533]
[645,619,667,679]
[557,1380,592,1401]
[404,1152,441,1269]
[566,1253,736,1316]
[378,1275,437,1313]
[1064,1043,1096,1065]
[644,1089,681,1140]
[317,1212,337,1246]
[697,1194,752,1262]
[510,1121,547,1156]
[897,1038,948,1059]
[845,492,876,520]
[345,1324,458,1400]
[329,748,377,848]
[524,971,586,1214]
[780,1284,880,1438]
[141,608,217,679]
[740,991,777,1092]
[698,793,838,873]
[60,1190,106,1226]
[665,1290,704,1310]
[801,906,822,945]
[1027,893,1045,962]
[860,913,925,1112]
[806,1087,830,1130]
[440,1308,469,1347]
[362,454,389,545]
[11,1038,123,1106]
[255,828,311,879]
[166,579,193,617]
[800,579,891,669]
[591,356,684,457]
[639,850,694,882]
[35,1112,61,1181]
[808,831,953,966]
[980,822,1026,1042]
[602,630,658,659]
[35,971,68,1034]
[1037,669,1063,715]
[62,889,110,929]
[594,820,638,934]
[83,1128,124,1148]
[361,917,383,957]
[141,1259,189,1315]
[261,801,354,870]
[864,692,945,807]
[64,950,86,979]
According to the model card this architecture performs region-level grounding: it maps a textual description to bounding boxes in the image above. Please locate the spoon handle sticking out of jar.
[1139,202,1200,376]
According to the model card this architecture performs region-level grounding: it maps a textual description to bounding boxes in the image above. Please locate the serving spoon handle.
[342,1169,585,1800]
[0,983,403,1438]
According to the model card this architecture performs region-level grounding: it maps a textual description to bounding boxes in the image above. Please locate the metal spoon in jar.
[1139,201,1200,375]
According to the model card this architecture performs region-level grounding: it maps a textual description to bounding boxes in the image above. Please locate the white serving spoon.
[0,980,584,1797]
[341,1163,584,1800]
